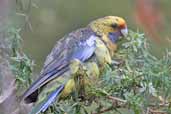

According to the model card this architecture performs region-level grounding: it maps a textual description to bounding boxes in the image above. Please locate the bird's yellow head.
[89,16,128,42]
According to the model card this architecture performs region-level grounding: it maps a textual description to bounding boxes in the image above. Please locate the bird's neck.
[88,25,117,57]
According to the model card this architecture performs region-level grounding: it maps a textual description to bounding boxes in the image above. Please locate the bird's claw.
[111,59,125,67]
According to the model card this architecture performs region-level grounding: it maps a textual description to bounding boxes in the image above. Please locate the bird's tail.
[30,85,65,114]
[22,65,69,103]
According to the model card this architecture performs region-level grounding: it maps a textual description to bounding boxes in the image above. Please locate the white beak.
[121,27,128,37]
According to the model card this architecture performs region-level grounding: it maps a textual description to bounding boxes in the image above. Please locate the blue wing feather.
[38,85,64,113]
[30,85,65,114]
[72,35,97,61]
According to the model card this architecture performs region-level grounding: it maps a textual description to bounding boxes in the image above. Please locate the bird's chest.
[94,38,112,65]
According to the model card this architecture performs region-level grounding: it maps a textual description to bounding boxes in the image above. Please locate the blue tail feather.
[31,85,65,114]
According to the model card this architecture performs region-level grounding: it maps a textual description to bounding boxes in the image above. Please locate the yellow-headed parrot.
[22,16,128,113]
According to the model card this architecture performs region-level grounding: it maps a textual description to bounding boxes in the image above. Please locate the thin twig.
[107,96,127,103]
[92,96,127,114]
[92,106,114,114]
[149,103,169,107]
[92,95,169,114]
[149,108,167,114]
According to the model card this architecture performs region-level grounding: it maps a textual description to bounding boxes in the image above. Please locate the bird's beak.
[121,27,128,37]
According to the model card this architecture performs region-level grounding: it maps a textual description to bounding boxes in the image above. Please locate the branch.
[92,96,127,114]
[92,95,169,114]
[107,96,127,103]
[147,108,167,114]
[149,103,169,107]
[92,106,114,114]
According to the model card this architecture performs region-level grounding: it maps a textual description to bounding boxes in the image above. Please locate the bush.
[29,31,171,114]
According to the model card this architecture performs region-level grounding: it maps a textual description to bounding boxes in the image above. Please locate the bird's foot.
[111,59,125,67]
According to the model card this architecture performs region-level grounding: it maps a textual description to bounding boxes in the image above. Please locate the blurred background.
[12,0,171,71]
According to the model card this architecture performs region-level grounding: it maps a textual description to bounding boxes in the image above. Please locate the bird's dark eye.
[111,23,118,28]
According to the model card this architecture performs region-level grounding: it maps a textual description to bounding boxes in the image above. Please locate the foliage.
[7,26,34,90]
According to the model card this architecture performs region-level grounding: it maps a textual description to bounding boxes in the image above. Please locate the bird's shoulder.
[42,27,97,71]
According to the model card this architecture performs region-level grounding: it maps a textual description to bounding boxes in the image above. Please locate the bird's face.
[90,16,128,43]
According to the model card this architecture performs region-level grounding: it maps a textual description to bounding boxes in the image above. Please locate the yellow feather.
[95,38,112,65]
[60,79,75,98]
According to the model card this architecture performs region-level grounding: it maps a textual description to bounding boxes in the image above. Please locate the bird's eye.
[111,23,118,29]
